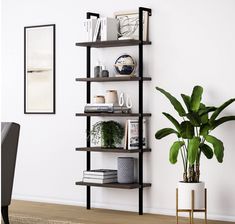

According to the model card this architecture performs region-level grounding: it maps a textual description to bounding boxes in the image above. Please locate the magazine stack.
[83,169,117,184]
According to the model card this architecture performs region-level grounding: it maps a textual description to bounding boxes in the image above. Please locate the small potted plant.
[91,120,124,148]
[155,86,235,209]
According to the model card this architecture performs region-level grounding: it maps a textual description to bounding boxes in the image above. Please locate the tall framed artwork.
[24,24,55,114]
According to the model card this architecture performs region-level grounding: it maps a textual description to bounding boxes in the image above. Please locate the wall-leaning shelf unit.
[75,7,152,215]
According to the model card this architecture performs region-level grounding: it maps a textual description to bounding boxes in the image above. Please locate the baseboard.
[12,194,235,222]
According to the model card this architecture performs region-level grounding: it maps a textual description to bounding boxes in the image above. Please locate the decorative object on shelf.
[24,24,55,114]
[101,69,109,77]
[114,11,149,41]
[94,61,102,78]
[119,92,125,107]
[114,54,137,77]
[126,95,133,109]
[117,157,134,183]
[83,169,117,184]
[155,86,235,222]
[105,90,118,105]
[93,95,105,104]
[119,92,133,110]
[91,120,124,148]
[124,119,147,150]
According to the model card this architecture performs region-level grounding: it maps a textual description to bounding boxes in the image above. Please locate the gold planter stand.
[176,188,207,224]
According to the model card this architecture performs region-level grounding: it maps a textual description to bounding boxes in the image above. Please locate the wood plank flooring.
[10,200,234,224]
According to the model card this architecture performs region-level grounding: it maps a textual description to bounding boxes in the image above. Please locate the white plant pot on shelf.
[178,182,205,209]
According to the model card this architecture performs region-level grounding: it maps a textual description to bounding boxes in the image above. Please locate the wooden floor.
[10,200,234,224]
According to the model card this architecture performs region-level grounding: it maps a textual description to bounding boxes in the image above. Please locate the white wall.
[1,0,235,221]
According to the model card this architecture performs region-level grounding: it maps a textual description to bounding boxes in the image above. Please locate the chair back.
[1,122,20,206]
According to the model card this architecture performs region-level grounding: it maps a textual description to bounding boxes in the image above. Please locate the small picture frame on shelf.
[114,11,149,41]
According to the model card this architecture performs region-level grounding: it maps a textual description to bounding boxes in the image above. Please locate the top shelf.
[75,39,151,48]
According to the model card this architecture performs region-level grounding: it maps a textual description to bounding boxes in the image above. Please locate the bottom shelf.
[76,181,151,189]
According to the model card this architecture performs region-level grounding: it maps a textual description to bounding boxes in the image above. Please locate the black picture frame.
[24,24,56,114]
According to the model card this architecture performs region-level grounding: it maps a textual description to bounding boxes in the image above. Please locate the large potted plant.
[91,120,124,148]
[155,86,235,209]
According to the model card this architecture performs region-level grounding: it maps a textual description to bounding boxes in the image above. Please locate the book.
[83,18,97,42]
[93,19,101,41]
[83,177,117,184]
[83,169,117,176]
[83,174,117,179]
[124,120,128,149]
[100,17,118,41]
[84,103,131,113]
[127,119,147,150]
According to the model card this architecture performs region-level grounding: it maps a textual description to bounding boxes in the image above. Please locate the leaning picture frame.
[24,24,56,114]
[114,11,149,41]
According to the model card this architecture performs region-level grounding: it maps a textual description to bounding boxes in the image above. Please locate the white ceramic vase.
[178,182,205,209]
[105,90,118,105]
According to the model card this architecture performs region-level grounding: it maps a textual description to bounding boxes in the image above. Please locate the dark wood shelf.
[76,147,151,153]
[75,113,151,117]
[76,181,151,189]
[76,76,151,82]
[75,39,151,48]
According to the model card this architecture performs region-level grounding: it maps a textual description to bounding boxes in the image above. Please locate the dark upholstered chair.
[1,122,20,224]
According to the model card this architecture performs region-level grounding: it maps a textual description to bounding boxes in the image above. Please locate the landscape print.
[25,25,55,113]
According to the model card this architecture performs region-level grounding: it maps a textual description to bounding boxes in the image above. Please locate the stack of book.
[83,17,117,42]
[84,103,131,113]
[83,169,118,184]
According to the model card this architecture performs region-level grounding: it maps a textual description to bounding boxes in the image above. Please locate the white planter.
[178,182,205,209]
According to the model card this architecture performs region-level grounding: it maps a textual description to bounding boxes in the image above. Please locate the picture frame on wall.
[24,24,56,114]
[114,11,149,41]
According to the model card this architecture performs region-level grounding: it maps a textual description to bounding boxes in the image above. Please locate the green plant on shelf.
[155,86,235,183]
[91,120,124,148]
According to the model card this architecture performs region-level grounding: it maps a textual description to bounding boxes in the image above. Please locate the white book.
[100,17,118,41]
[127,119,147,150]
[83,18,97,42]
[83,20,90,42]
[83,177,117,184]
[83,174,117,179]
[124,120,128,150]
[86,103,113,107]
[93,19,101,42]
[83,169,117,176]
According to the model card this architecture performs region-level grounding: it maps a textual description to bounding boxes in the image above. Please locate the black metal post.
[138,7,144,215]
[86,12,99,210]
[138,7,152,215]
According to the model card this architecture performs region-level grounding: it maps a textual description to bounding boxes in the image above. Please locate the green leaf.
[180,121,194,139]
[199,106,217,116]
[211,116,235,130]
[210,98,235,123]
[156,87,186,117]
[186,112,201,126]
[205,135,224,163]
[169,141,185,164]
[200,113,208,124]
[190,86,203,112]
[199,143,213,159]
[181,94,191,112]
[188,137,201,165]
[199,123,211,136]
[162,112,181,132]
[155,128,179,139]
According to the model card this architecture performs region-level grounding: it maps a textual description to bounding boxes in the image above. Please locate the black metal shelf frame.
[78,7,152,215]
